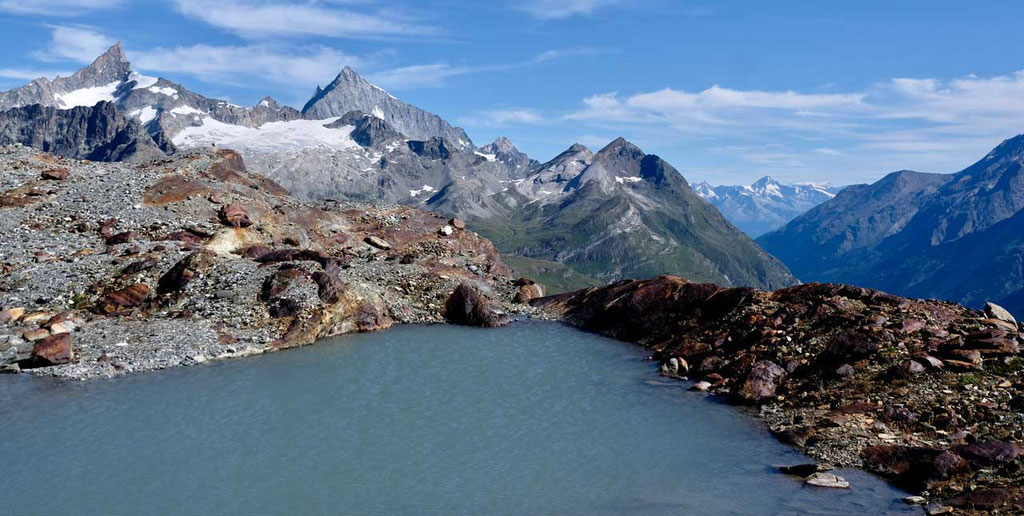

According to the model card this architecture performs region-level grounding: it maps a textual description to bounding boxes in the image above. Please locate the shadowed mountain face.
[470,138,798,290]
[0,45,797,293]
[759,135,1024,317]
[0,102,170,161]
[694,177,841,237]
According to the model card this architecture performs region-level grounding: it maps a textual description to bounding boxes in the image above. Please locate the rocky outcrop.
[0,145,524,379]
[443,283,507,328]
[532,275,1024,507]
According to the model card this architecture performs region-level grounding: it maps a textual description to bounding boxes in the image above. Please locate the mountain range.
[694,177,842,237]
[0,44,796,292]
[759,136,1024,317]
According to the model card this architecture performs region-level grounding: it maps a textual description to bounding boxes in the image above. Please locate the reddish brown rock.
[449,218,466,230]
[219,203,253,228]
[861,445,969,490]
[444,283,506,328]
[735,360,785,403]
[25,332,73,368]
[97,283,152,314]
[513,282,545,303]
[105,231,133,246]
[41,168,69,180]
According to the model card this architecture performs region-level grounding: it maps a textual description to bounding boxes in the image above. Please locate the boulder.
[25,332,72,368]
[805,472,849,488]
[0,307,25,324]
[861,445,969,490]
[97,283,152,314]
[219,203,253,228]
[513,283,545,303]
[660,357,689,377]
[23,329,50,342]
[364,235,392,250]
[690,381,712,392]
[449,218,466,230]
[984,302,1017,326]
[735,360,785,403]
[438,225,454,237]
[444,283,505,328]
[41,168,70,180]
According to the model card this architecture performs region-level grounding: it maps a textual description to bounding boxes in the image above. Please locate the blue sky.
[2,0,1024,185]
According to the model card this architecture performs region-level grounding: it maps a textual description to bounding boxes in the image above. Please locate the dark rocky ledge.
[532,275,1024,513]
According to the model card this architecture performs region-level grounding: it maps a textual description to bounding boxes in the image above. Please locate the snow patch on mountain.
[55,82,121,109]
[171,116,359,152]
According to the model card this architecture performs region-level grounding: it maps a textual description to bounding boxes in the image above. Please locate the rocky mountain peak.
[982,133,1024,163]
[74,43,131,85]
[256,96,280,109]
[484,136,517,153]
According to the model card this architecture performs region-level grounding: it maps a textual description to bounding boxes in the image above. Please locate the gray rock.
[985,302,1017,326]
[804,472,850,488]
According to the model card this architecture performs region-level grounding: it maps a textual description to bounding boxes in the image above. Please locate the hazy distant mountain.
[759,135,1024,316]
[694,176,841,237]
[471,138,797,290]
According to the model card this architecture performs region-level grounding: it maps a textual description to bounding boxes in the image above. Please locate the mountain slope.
[473,138,797,290]
[0,101,170,161]
[695,176,840,237]
[759,135,1024,316]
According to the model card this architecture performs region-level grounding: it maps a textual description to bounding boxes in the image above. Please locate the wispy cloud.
[517,0,620,20]
[370,47,603,90]
[173,0,434,39]
[0,0,121,16]
[367,63,471,90]
[458,109,545,127]
[33,25,116,63]
[133,44,364,89]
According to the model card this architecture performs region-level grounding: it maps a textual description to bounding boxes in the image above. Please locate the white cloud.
[367,63,470,90]
[132,44,363,89]
[459,109,545,127]
[0,0,121,15]
[34,25,116,63]
[518,0,620,19]
[173,0,433,39]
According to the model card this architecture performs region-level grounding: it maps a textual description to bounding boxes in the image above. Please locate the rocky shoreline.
[0,145,533,380]
[531,276,1024,514]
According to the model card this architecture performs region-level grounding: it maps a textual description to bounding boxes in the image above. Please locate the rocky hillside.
[0,145,526,379]
[694,176,841,237]
[759,135,1024,319]
[474,138,798,290]
[533,276,1024,512]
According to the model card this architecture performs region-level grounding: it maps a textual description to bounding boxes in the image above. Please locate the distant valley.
[694,177,842,237]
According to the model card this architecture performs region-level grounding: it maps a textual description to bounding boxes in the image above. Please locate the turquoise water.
[0,321,914,515]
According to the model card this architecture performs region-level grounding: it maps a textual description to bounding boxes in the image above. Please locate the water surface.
[0,321,914,515]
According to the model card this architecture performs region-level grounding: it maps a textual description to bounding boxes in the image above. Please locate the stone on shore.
[805,472,849,488]
[25,332,73,368]
[444,283,505,328]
